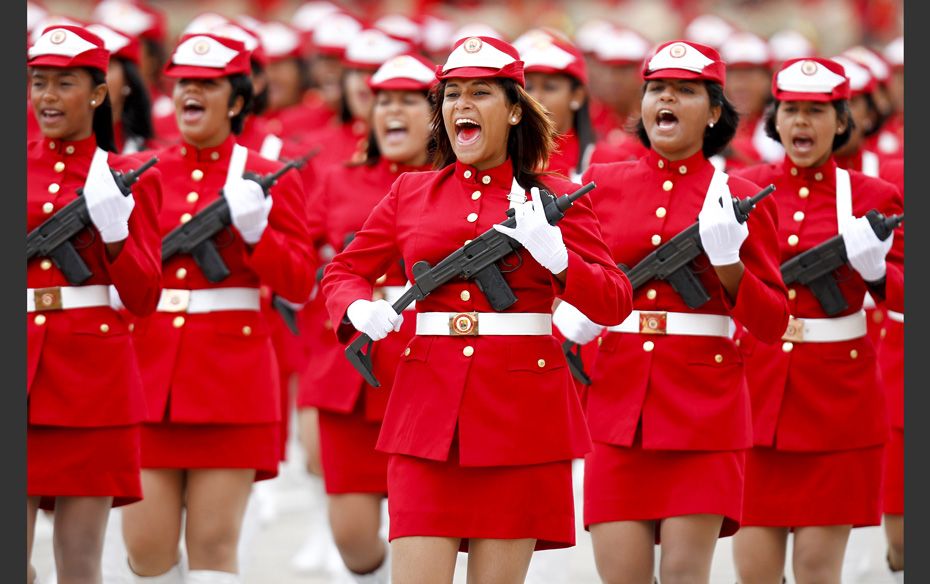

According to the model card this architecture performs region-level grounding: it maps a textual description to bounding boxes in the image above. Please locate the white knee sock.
[892,570,904,584]
[128,562,184,584]
[186,570,240,584]
[350,543,390,584]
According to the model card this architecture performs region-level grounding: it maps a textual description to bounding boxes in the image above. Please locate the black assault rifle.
[562,184,776,385]
[345,181,597,387]
[780,209,903,316]
[26,156,159,284]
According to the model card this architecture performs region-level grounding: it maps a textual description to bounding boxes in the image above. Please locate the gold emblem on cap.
[50,30,67,45]
[193,40,211,55]
[801,60,818,75]
[670,43,687,58]
[463,37,483,53]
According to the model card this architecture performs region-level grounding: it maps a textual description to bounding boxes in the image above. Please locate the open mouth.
[384,119,409,145]
[656,109,678,130]
[40,108,64,124]
[180,97,205,124]
[455,117,481,146]
[791,135,815,153]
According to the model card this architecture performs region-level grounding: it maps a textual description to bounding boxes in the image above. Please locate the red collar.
[178,134,237,163]
[40,133,98,160]
[644,148,709,176]
[782,156,837,183]
[454,158,514,190]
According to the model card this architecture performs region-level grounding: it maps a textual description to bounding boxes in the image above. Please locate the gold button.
[657,160,665,169]
[790,167,798,176]
[176,267,188,279]
[186,191,199,203]
[880,328,887,339]
[714,353,723,363]
[42,202,54,214]
[390,163,398,172]
[172,316,186,328]
[788,288,797,300]
[872,311,884,323]
[651,234,662,246]
[643,340,655,352]
[799,187,810,198]
[646,289,657,300]
[655,206,667,218]
[467,212,478,223]
[850,349,858,359]
[471,190,481,200]
[793,211,805,222]
[463,346,474,357]
[482,175,491,185]
[735,338,741,347]
[678,165,687,174]
[39,259,52,270]
[53,161,65,173]
[48,183,60,194]
[99,323,109,333]
[48,141,56,150]
[324,319,333,330]
[815,172,823,181]
[463,170,472,179]
[211,152,220,161]
[191,169,204,181]
[34,314,47,326]
[788,234,799,246]
[782,341,793,353]
[597,337,603,346]
[662,180,673,191]
[129,323,134,332]
[242,326,252,336]
[65,145,74,154]
[404,347,411,356]
[460,290,471,301]
[537,359,546,368]
[180,213,192,224]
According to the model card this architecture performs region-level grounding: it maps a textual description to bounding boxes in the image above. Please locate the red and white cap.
[420,14,455,55]
[369,53,437,91]
[87,23,141,65]
[27,1,49,34]
[518,32,587,85]
[574,19,615,55]
[211,21,266,67]
[438,36,524,87]
[342,28,412,71]
[841,46,889,85]
[256,21,302,63]
[92,0,166,44]
[768,29,816,63]
[642,40,726,87]
[451,23,505,45]
[28,25,109,73]
[375,14,422,49]
[720,32,773,69]
[181,12,230,37]
[163,33,251,79]
[593,27,651,66]
[883,36,903,71]
[773,57,850,102]
[683,14,734,50]
[312,12,363,57]
[291,1,341,33]
[831,55,875,97]
[29,16,86,46]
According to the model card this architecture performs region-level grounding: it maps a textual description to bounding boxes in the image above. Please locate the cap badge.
[801,60,818,75]
[50,30,67,45]
[464,37,483,53]
[670,43,687,58]
[193,41,211,55]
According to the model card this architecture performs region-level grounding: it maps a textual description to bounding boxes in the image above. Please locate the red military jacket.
[733,157,903,451]
[27,134,163,427]
[546,130,582,179]
[322,159,632,466]
[301,158,430,421]
[131,135,315,425]
[582,149,789,451]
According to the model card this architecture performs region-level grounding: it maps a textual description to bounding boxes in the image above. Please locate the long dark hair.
[88,68,117,153]
[227,73,254,135]
[570,77,595,174]
[635,80,739,158]
[118,59,153,144]
[430,78,556,191]
[763,99,854,151]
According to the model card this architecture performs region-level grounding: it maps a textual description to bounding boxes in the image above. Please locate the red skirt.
[387,442,574,551]
[742,445,884,527]
[141,422,279,481]
[28,424,142,510]
[319,401,388,495]
[883,429,904,515]
[584,439,744,542]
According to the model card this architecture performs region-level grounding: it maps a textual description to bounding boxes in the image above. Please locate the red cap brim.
[163,63,233,79]
[28,50,109,74]
[773,90,837,102]
[438,61,525,87]
[369,77,433,91]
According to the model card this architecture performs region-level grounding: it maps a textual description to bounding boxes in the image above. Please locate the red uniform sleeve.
[867,176,904,313]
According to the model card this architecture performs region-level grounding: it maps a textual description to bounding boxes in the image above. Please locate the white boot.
[350,544,391,584]
[128,562,184,584]
[102,509,134,584]
[237,487,265,574]
[186,570,240,584]
[290,474,343,574]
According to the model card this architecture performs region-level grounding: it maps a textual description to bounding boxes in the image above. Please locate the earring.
[90,100,97,106]
[511,116,518,123]
[708,121,714,128]
[228,110,235,117]
[121,86,131,96]
[569,101,580,111]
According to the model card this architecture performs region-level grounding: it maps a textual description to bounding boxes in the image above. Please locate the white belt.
[157,287,261,314]
[607,310,733,337]
[373,284,415,311]
[887,310,904,323]
[781,310,867,343]
[416,312,551,336]
[27,285,111,312]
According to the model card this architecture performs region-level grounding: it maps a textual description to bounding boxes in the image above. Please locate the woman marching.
[27,25,163,584]
[555,40,790,584]
[119,33,314,584]
[297,53,436,583]
[322,36,631,583]
[730,57,903,584]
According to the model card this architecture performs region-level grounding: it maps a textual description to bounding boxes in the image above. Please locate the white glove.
[346,299,404,341]
[553,301,604,345]
[84,149,135,243]
[492,187,569,274]
[843,215,894,282]
[225,176,273,244]
[698,182,748,266]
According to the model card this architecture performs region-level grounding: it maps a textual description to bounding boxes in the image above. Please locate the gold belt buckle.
[161,289,191,313]
[33,287,62,311]
[782,316,805,342]
[639,311,668,335]
[449,312,479,336]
